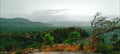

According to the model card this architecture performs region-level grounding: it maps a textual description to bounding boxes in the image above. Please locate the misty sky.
[0,0,119,22]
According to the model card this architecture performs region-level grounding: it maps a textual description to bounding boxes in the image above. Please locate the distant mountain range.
[0,18,54,32]
[0,17,92,32]
[49,21,91,27]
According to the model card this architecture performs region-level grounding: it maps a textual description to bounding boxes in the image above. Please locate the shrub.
[47,27,89,43]
[95,43,113,53]
[63,31,81,44]
[42,33,54,46]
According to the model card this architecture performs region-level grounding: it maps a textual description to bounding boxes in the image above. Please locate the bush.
[63,31,81,44]
[95,43,113,53]
[45,27,89,43]
[42,33,54,46]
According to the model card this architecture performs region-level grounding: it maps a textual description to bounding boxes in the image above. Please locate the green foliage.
[0,27,93,52]
[47,27,89,43]
[16,49,23,54]
[64,31,81,44]
[110,34,120,51]
[27,41,41,48]
[110,34,118,42]
[94,36,114,53]
[69,31,81,39]
[0,32,42,51]
[0,18,54,32]
[0,26,119,53]
[113,40,120,51]
[42,33,54,46]
[0,35,22,51]
[95,43,113,53]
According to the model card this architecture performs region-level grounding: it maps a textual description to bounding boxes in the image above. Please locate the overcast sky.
[0,0,119,22]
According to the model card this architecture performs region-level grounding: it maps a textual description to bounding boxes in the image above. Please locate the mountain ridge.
[0,18,54,32]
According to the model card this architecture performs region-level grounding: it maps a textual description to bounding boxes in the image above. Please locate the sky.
[0,0,119,22]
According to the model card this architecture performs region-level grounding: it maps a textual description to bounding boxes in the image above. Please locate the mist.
[0,0,119,22]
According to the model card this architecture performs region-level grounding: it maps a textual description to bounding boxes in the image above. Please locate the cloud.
[32,9,67,15]
[3,9,117,22]
[28,9,69,22]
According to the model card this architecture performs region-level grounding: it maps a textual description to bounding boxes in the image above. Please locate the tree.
[64,31,81,44]
[42,33,54,46]
[49,27,89,43]
[91,12,120,36]
[90,12,120,51]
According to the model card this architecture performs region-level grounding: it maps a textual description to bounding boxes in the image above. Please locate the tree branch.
[95,26,120,36]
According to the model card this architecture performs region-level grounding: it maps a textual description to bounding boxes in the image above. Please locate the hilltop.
[0,18,54,32]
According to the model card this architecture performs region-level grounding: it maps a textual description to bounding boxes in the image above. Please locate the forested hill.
[0,18,54,32]
[0,18,30,22]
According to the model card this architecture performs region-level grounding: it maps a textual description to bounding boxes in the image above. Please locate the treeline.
[0,27,88,51]
[0,27,120,54]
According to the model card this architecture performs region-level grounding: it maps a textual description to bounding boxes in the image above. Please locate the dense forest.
[0,14,120,54]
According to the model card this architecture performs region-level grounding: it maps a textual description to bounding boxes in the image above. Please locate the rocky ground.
[29,52,102,54]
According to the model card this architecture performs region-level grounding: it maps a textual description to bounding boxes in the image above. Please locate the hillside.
[0,18,54,32]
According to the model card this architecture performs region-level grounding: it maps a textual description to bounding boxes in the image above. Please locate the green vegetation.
[0,18,55,32]
[0,27,88,51]
[42,33,54,46]
[0,17,120,54]
[0,27,119,53]
[64,31,81,44]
